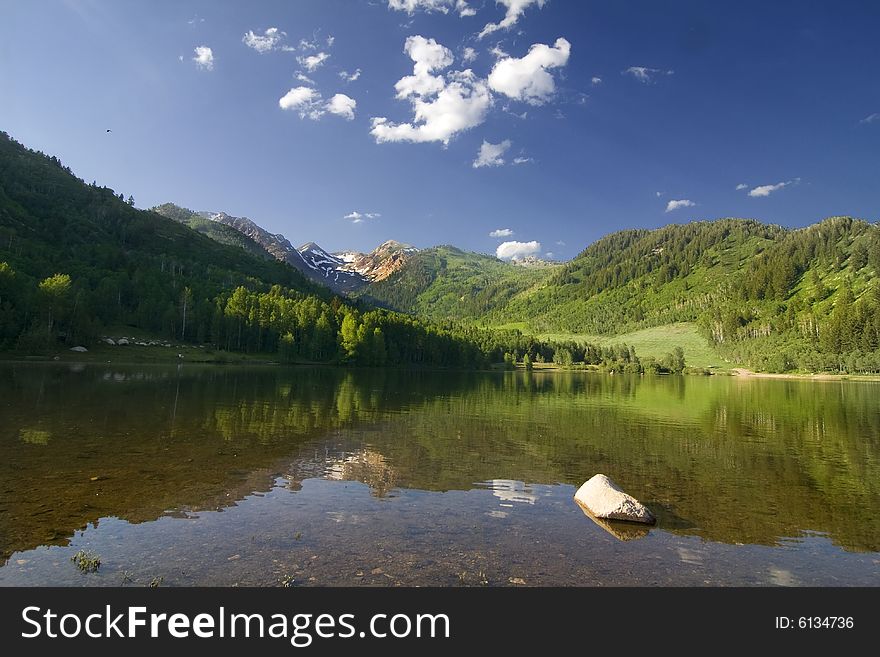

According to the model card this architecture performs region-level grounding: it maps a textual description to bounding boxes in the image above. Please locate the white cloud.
[735,183,748,191]
[345,211,381,223]
[408,35,453,76]
[279,86,321,116]
[326,35,335,48]
[748,179,799,198]
[496,240,541,260]
[193,46,214,71]
[655,191,664,197]
[624,66,674,83]
[489,44,508,59]
[473,139,512,168]
[479,0,546,40]
[544,252,554,258]
[339,68,362,82]
[456,0,476,16]
[487,38,570,105]
[462,47,478,63]
[297,51,330,72]
[326,93,357,120]
[555,240,566,246]
[242,27,285,53]
[387,0,474,16]
[279,87,356,121]
[392,36,453,99]
[666,199,695,212]
[295,72,315,84]
[591,76,602,85]
[502,105,528,119]
[490,228,514,238]
[859,112,880,124]
[371,36,492,144]
[512,156,532,164]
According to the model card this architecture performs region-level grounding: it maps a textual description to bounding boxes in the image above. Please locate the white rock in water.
[574,474,655,524]
[117,338,130,345]
[69,346,88,352]
[103,338,116,345]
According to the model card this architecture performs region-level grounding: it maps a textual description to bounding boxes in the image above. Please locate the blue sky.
[1,0,878,259]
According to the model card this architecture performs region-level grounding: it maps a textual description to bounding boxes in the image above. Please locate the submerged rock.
[574,474,655,524]
[69,346,88,353]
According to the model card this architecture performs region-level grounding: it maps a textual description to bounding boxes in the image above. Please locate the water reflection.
[577,505,652,542]
[1,363,879,583]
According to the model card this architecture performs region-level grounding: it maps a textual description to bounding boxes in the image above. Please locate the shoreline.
[2,352,879,382]
[730,367,880,382]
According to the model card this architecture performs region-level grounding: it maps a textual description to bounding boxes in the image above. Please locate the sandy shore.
[731,367,880,382]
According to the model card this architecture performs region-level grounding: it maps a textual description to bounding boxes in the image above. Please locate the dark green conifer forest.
[2,131,878,373]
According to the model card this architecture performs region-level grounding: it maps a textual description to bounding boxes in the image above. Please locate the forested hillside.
[3,131,877,374]
[490,218,880,372]
[151,203,272,262]
[493,220,782,333]
[360,245,553,321]
[704,217,880,372]
[0,132,545,368]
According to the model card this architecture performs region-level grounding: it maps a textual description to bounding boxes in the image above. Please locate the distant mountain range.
[153,204,424,294]
[10,132,880,375]
[152,205,880,356]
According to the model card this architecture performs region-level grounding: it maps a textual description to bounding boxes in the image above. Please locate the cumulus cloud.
[371,35,492,144]
[487,38,571,105]
[748,179,799,198]
[666,199,695,212]
[297,51,330,72]
[193,46,214,71]
[388,0,475,16]
[473,139,512,168]
[393,35,453,99]
[339,68,362,82]
[279,86,321,117]
[496,240,541,260]
[591,76,602,85]
[624,66,674,83]
[479,0,547,39]
[462,47,478,63]
[326,93,357,120]
[295,72,315,84]
[735,183,748,191]
[859,112,880,124]
[490,228,514,238]
[279,87,356,121]
[242,27,285,53]
[345,211,381,223]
